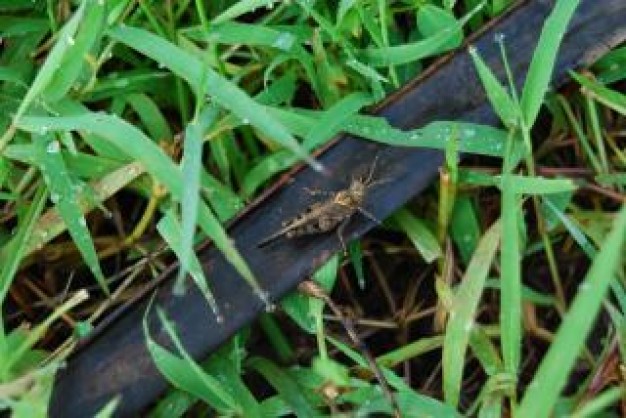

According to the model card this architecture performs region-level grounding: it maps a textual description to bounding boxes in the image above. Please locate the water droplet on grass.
[272,32,295,51]
[256,289,274,312]
[46,140,60,153]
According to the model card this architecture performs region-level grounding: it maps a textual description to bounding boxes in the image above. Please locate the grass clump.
[1,0,625,417]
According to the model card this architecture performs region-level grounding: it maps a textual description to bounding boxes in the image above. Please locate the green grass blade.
[16,113,263,300]
[34,136,108,293]
[499,175,522,374]
[203,338,263,418]
[571,386,626,418]
[94,398,121,418]
[17,114,181,195]
[329,336,461,417]
[242,92,373,197]
[43,0,106,101]
[1,289,88,378]
[469,46,519,127]
[247,357,318,418]
[358,2,481,67]
[518,205,626,418]
[359,20,460,67]
[20,162,144,257]
[345,117,507,157]
[144,306,239,414]
[178,107,218,290]
[595,173,626,187]
[520,0,581,126]
[571,71,626,115]
[10,1,86,123]
[443,221,501,406]
[392,208,442,263]
[211,0,277,24]
[125,93,173,142]
[269,109,509,158]
[107,25,321,171]
[281,255,339,334]
[544,198,597,259]
[0,186,47,304]
[498,175,577,195]
[196,202,267,303]
[418,5,463,50]
[450,196,481,263]
[199,168,244,222]
[156,211,220,320]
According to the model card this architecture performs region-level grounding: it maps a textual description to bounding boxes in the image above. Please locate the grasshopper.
[258,155,385,251]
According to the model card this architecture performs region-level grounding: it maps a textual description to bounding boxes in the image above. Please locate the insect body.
[259,156,383,251]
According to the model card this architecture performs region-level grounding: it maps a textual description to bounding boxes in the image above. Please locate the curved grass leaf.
[144,306,239,414]
[358,3,481,67]
[107,25,321,172]
[182,22,323,104]
[267,108,509,157]
[417,5,462,49]
[17,113,181,196]
[242,92,373,196]
[15,113,263,299]
[344,117,508,157]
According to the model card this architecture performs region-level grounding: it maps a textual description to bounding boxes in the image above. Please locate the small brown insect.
[259,155,385,251]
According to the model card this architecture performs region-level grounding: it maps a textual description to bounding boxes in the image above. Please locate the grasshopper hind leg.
[336,218,350,254]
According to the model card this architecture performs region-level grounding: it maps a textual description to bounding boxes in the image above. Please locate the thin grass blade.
[518,206,626,417]
[443,221,500,406]
[34,136,108,293]
[520,0,581,126]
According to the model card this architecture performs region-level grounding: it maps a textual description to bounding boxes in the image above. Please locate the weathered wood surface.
[49,1,626,416]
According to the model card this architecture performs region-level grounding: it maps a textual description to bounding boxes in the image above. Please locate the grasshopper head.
[334,180,365,207]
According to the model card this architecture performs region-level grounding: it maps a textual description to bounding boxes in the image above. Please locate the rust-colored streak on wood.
[50,1,626,416]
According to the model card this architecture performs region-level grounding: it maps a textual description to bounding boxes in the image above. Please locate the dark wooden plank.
[49,1,626,416]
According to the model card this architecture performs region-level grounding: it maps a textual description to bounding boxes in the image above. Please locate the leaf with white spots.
[33,135,108,294]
